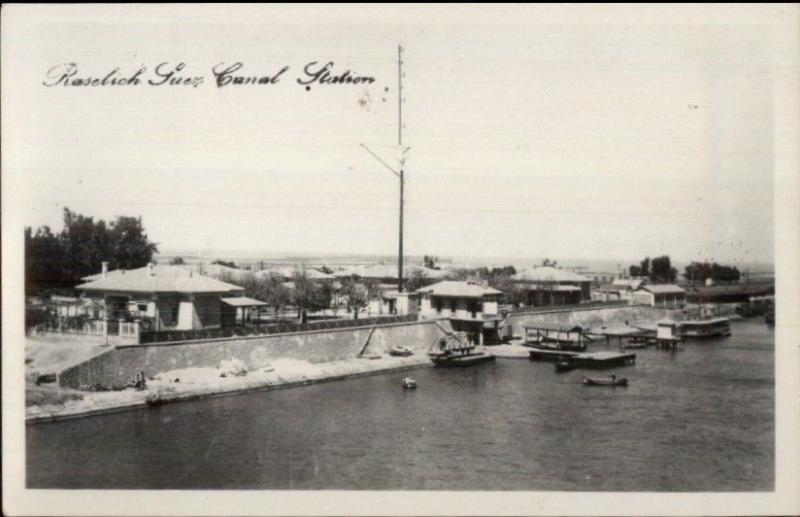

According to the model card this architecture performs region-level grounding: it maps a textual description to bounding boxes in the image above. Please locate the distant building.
[416,280,504,345]
[631,284,686,308]
[367,290,419,316]
[595,278,645,303]
[511,266,591,306]
[337,263,449,316]
[254,265,334,282]
[76,264,257,331]
[334,263,450,285]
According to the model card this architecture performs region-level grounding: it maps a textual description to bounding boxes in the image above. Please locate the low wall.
[58,319,452,389]
[503,305,680,336]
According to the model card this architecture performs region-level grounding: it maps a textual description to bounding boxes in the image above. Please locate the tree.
[341,278,370,319]
[170,257,185,265]
[629,264,642,277]
[109,215,158,270]
[264,273,291,319]
[486,265,518,304]
[291,267,332,322]
[541,258,558,267]
[685,261,741,284]
[405,269,434,292]
[25,225,68,292]
[639,257,651,278]
[24,208,158,294]
[650,255,677,283]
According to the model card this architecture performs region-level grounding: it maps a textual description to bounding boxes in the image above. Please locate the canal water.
[27,319,774,491]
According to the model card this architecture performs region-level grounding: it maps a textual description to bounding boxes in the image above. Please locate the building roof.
[334,264,451,280]
[512,266,590,283]
[416,281,502,298]
[522,284,582,292]
[636,284,686,295]
[611,278,644,289]
[524,324,583,332]
[253,265,334,281]
[221,296,268,307]
[77,265,244,294]
[186,263,251,281]
[83,263,253,283]
[380,290,418,300]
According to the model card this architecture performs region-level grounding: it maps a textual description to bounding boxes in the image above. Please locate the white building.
[631,284,686,308]
[416,281,504,344]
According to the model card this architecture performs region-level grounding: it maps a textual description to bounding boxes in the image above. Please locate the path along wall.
[58,319,452,389]
[503,305,681,336]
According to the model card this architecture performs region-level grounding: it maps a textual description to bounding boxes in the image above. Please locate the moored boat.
[582,375,628,387]
[401,377,417,389]
[429,351,495,367]
[429,334,495,367]
[389,345,414,357]
[679,317,731,338]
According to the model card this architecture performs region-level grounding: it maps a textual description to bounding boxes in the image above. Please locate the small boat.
[554,360,576,373]
[389,345,414,357]
[582,375,628,387]
[401,377,417,389]
[429,351,496,367]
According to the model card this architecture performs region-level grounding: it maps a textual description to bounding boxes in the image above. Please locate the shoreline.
[26,355,434,425]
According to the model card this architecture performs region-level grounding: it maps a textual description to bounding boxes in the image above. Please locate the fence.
[33,317,140,341]
[35,318,107,337]
[139,313,418,345]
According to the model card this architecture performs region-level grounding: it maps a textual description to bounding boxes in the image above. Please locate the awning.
[221,296,268,307]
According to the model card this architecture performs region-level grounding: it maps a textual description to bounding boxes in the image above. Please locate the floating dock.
[527,349,579,362]
[529,349,636,369]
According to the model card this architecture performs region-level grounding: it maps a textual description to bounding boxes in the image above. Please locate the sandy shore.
[26,355,432,424]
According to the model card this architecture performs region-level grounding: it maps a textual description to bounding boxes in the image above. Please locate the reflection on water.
[27,320,774,491]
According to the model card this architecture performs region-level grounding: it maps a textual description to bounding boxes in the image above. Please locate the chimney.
[149,263,155,276]
[101,261,108,279]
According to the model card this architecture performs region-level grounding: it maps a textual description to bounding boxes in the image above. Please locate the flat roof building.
[631,284,686,308]
[416,280,504,345]
[511,266,592,307]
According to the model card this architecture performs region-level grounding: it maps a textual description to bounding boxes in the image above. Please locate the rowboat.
[582,375,628,387]
[401,377,417,389]
[389,345,414,357]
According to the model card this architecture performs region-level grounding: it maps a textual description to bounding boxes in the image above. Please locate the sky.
[5,5,776,267]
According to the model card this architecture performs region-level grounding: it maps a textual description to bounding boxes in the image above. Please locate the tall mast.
[397,44,404,293]
[360,45,408,295]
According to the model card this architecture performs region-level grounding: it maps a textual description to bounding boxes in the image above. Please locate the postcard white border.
[3,4,799,516]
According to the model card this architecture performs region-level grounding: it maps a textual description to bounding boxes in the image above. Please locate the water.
[27,319,774,491]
